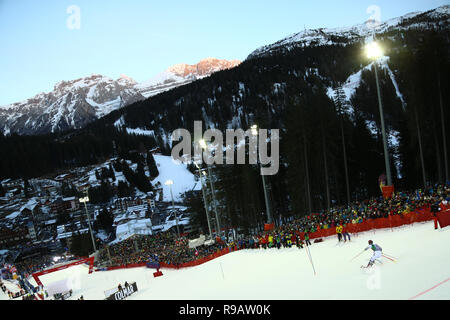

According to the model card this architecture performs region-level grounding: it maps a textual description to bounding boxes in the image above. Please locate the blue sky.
[0,0,447,105]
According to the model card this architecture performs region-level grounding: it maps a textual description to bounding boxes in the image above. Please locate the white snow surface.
[14,221,450,300]
[327,56,405,119]
[152,155,200,202]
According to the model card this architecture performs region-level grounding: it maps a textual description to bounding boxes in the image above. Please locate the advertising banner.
[382,185,394,199]
[436,209,450,228]
[105,282,138,300]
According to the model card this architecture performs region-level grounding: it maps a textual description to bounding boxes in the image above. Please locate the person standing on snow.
[268,234,274,248]
[304,232,311,246]
[336,224,343,242]
[364,240,382,268]
[342,224,351,242]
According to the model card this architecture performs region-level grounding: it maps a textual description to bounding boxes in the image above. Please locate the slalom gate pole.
[305,245,316,276]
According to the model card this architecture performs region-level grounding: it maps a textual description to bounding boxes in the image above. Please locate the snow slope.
[152,154,201,202]
[18,221,450,300]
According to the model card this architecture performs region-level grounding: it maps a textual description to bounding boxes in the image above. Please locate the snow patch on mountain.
[151,155,201,202]
[378,57,406,109]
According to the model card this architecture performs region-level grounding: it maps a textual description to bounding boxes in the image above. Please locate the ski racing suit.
[365,243,382,264]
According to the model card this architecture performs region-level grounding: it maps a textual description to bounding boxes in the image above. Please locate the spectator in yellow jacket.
[268,235,274,248]
[336,225,343,242]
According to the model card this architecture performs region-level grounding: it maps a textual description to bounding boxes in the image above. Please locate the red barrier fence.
[160,247,239,270]
[32,257,95,287]
[300,206,436,241]
[96,247,240,272]
[103,262,147,271]
[97,205,448,272]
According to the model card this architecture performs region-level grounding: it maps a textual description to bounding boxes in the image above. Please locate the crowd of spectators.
[15,255,55,277]
[97,184,449,268]
[97,231,227,267]
[276,183,449,235]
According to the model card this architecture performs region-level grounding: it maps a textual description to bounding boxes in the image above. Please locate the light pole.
[165,180,180,237]
[194,161,213,240]
[366,41,392,187]
[251,125,273,224]
[79,190,97,252]
[199,139,221,238]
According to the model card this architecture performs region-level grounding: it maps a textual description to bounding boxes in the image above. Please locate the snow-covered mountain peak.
[0,58,241,135]
[117,74,137,85]
[247,5,449,59]
[136,58,241,98]
[166,58,241,77]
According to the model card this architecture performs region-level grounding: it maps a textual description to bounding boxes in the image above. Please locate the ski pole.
[350,250,365,261]
[382,253,398,260]
[305,245,316,276]
[382,254,396,262]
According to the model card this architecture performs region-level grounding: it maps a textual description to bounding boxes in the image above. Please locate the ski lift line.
[408,278,450,300]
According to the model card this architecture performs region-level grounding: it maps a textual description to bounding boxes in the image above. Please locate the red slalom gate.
[32,256,95,287]
[436,208,450,228]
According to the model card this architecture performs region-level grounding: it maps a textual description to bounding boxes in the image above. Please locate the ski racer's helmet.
[368,240,373,245]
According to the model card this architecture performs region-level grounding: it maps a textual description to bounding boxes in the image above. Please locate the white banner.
[46,279,71,296]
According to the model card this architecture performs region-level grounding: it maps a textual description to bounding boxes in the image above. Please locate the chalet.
[19,198,40,218]
[54,173,73,182]
[149,147,161,154]
[41,184,58,194]
[50,196,80,213]
[27,221,37,242]
[0,226,30,249]
[75,183,91,192]
[113,204,148,226]
[1,179,22,190]
[63,197,80,211]
[114,197,146,212]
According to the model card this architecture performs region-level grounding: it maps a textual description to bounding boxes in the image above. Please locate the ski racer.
[364,240,382,268]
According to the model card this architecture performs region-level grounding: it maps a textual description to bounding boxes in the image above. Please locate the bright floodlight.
[199,139,207,149]
[366,41,383,59]
[80,196,89,203]
[165,179,174,185]
[251,124,258,136]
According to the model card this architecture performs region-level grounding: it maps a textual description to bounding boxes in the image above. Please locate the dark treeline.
[0,125,158,179]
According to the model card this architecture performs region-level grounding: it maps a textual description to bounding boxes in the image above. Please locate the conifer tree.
[146,152,159,179]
